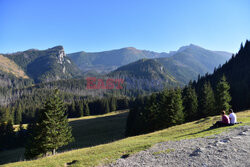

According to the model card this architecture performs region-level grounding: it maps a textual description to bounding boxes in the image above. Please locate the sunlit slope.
[0,55,29,79]
[4,110,250,167]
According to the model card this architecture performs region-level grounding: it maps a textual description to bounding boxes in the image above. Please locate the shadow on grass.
[194,117,210,124]
[175,127,213,139]
[0,112,129,165]
[175,123,242,139]
[63,112,128,151]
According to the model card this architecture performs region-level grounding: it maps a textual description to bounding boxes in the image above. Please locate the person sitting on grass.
[229,109,237,124]
[210,110,230,128]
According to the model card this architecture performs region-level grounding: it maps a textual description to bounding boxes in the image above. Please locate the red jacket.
[222,115,230,124]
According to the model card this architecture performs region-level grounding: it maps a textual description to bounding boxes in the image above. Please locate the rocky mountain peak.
[58,48,66,64]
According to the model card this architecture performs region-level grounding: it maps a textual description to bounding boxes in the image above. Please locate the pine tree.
[104,99,110,113]
[182,84,198,121]
[14,104,22,124]
[25,90,74,159]
[1,120,15,149]
[216,75,231,113]
[199,82,215,117]
[24,122,42,159]
[69,101,76,117]
[76,101,84,117]
[160,89,184,127]
[0,108,5,123]
[110,97,117,112]
[142,93,160,132]
[1,107,11,123]
[168,89,185,125]
[83,100,90,116]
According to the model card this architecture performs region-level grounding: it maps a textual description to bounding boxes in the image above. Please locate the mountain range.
[107,44,232,89]
[67,47,172,73]
[68,45,231,76]
[0,43,235,118]
[0,44,232,89]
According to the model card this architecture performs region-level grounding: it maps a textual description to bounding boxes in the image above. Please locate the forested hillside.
[193,40,250,111]
[110,44,232,90]
[109,59,179,91]
[156,44,232,84]
[0,76,134,124]
[0,43,235,134]
[126,40,249,136]
[1,46,81,83]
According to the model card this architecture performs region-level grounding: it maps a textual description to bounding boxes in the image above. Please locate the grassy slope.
[0,55,29,79]
[3,110,250,167]
[0,110,128,165]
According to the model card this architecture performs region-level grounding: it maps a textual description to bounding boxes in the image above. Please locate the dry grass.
[0,55,29,79]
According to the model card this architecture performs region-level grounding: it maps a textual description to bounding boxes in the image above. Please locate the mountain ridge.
[1,46,81,83]
[109,45,232,89]
[67,45,232,75]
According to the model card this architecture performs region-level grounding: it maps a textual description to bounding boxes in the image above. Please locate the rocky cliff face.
[1,46,80,83]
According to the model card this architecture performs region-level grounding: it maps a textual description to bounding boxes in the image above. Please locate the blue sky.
[0,0,249,54]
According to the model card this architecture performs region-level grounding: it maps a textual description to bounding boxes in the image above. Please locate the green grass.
[2,110,250,167]
[0,110,129,165]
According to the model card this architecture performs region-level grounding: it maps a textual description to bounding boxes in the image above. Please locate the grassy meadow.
[0,110,129,165]
[2,110,250,167]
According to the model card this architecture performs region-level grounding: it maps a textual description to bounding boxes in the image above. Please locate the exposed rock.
[107,126,250,167]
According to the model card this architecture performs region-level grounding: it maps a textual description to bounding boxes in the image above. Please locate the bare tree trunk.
[53,149,56,155]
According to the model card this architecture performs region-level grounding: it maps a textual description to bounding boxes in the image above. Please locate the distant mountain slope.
[68,45,231,80]
[156,44,232,83]
[193,40,250,111]
[169,44,232,74]
[2,46,81,83]
[110,45,232,89]
[0,54,29,79]
[109,59,179,90]
[67,47,172,73]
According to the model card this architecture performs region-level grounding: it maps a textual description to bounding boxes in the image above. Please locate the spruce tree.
[69,101,76,117]
[182,84,198,121]
[162,89,184,127]
[169,89,184,125]
[25,90,74,159]
[1,107,11,123]
[143,93,160,132]
[199,82,215,117]
[14,104,22,124]
[104,99,110,113]
[216,75,231,113]
[110,97,117,112]
[83,100,90,116]
[1,120,15,149]
[76,101,84,117]
[25,122,42,159]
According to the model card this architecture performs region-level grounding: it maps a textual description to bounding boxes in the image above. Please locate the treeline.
[67,97,130,117]
[0,95,131,124]
[126,76,231,136]
[193,40,250,111]
[126,40,250,136]
[0,96,131,154]
[0,75,149,124]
